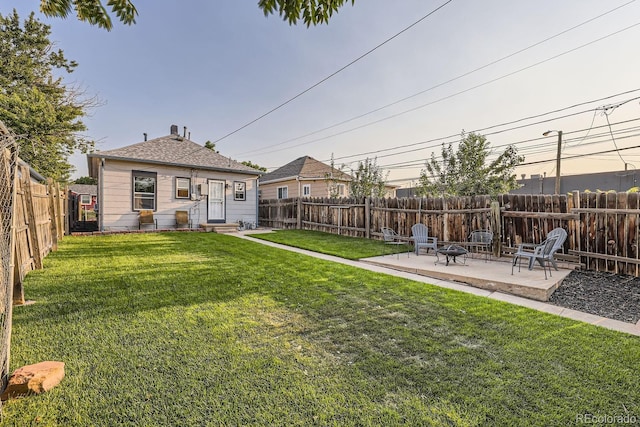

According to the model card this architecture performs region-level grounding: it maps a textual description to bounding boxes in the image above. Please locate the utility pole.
[544,130,563,194]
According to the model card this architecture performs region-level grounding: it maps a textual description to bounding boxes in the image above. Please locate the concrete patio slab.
[360,251,573,302]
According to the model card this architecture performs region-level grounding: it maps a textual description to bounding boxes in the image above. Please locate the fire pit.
[436,245,468,266]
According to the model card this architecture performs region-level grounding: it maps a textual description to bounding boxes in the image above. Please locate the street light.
[543,130,563,194]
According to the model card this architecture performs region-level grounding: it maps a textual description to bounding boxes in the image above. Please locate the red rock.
[1,361,65,400]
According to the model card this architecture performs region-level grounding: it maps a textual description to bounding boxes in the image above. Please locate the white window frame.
[302,184,311,197]
[234,181,246,201]
[80,194,91,205]
[277,186,288,199]
[176,177,191,199]
[132,171,157,211]
[337,184,346,197]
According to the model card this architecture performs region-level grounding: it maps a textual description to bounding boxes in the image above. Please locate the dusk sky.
[5,0,640,185]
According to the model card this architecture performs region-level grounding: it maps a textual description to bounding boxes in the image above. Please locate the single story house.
[87,125,262,231]
[259,155,397,199]
[259,156,353,199]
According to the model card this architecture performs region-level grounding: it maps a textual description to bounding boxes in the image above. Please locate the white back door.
[207,180,225,222]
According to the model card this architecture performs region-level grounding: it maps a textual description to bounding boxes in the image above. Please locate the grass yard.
[1,232,639,426]
[247,229,410,259]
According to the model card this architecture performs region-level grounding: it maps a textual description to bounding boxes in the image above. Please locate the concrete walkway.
[232,231,640,336]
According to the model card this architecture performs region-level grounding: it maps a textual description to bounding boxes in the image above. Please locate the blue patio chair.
[411,223,438,255]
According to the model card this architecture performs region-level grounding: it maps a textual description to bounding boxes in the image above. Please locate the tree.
[37,0,355,30]
[73,176,97,185]
[241,160,267,172]
[416,132,523,197]
[258,0,355,26]
[0,11,94,180]
[350,157,388,198]
[204,140,218,153]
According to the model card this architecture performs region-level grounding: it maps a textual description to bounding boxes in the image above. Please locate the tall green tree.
[0,11,94,181]
[416,132,523,197]
[350,157,388,198]
[37,0,355,30]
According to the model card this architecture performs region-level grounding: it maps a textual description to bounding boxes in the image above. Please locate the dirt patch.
[549,270,640,324]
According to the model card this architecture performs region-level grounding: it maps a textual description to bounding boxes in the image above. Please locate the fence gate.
[0,122,18,400]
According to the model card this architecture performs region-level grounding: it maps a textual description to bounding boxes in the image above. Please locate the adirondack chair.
[175,210,190,229]
[411,223,438,255]
[512,236,558,279]
[138,210,157,230]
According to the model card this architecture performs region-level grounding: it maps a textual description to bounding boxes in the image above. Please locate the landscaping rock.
[1,361,65,400]
[549,270,640,324]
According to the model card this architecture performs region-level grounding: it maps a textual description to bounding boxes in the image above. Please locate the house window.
[176,177,190,199]
[234,181,246,201]
[277,186,288,199]
[337,184,346,197]
[80,194,91,205]
[133,171,156,211]
[302,184,311,197]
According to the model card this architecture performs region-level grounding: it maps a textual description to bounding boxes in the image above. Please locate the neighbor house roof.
[69,184,97,195]
[260,156,352,184]
[87,133,261,177]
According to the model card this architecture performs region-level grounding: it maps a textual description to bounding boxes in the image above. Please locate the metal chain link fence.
[0,122,18,400]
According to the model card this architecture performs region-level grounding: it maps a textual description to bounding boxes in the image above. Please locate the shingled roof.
[87,133,261,176]
[260,156,352,183]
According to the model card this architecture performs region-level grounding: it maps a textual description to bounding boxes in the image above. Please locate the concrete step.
[200,223,239,233]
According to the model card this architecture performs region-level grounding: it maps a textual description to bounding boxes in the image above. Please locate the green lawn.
[247,229,410,259]
[2,232,638,426]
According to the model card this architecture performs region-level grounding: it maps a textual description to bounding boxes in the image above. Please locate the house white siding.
[98,160,257,231]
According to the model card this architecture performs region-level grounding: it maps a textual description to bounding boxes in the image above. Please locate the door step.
[200,223,239,233]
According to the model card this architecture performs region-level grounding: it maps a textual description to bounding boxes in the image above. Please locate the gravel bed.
[549,270,640,324]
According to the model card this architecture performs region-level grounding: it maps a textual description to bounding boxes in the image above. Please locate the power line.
[326,94,640,164]
[240,21,640,159]
[212,0,454,145]
[383,142,640,186]
[234,1,636,157]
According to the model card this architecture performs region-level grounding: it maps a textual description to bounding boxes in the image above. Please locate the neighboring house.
[259,156,353,199]
[87,125,262,231]
[68,184,98,232]
[68,184,97,213]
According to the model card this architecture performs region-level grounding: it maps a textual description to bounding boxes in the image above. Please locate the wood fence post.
[47,179,58,252]
[54,182,63,240]
[297,197,302,230]
[490,201,501,257]
[572,190,581,257]
[365,197,371,239]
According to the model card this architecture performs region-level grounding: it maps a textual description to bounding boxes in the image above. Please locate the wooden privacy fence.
[259,192,640,276]
[12,164,66,305]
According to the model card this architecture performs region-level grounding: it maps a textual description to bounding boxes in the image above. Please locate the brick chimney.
[170,124,178,135]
